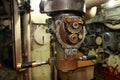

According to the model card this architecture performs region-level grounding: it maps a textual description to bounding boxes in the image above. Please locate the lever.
[78,55,98,60]
[17,61,48,69]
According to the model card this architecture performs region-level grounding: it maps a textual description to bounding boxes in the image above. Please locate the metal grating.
[0,68,8,80]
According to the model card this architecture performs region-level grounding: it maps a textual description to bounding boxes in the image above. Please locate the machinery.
[81,22,120,56]
[1,0,120,80]
[40,0,86,72]
[80,22,120,80]
[17,0,98,72]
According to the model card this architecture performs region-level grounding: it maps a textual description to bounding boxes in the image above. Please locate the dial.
[96,36,102,45]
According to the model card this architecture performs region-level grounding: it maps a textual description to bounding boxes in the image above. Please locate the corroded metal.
[56,55,77,72]
[40,0,86,72]
[55,14,86,48]
[55,42,78,72]
[45,14,86,71]
[65,16,84,34]
[68,34,78,44]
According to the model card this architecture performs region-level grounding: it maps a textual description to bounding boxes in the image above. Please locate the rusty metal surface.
[55,42,78,71]
[47,14,86,72]
[65,16,83,34]
[55,14,86,48]
[56,55,77,72]
[40,0,86,72]
[68,34,78,44]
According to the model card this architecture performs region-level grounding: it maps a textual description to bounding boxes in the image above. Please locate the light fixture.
[108,0,115,8]
[31,0,41,12]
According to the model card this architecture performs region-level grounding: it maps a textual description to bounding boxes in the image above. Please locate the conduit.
[85,0,108,20]
[105,23,120,30]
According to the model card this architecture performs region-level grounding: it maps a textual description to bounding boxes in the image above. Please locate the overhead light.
[31,0,41,13]
[108,0,115,7]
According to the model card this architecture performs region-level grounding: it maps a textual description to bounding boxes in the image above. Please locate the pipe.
[85,0,108,20]
[104,23,120,30]
[85,0,108,9]
[85,0,120,30]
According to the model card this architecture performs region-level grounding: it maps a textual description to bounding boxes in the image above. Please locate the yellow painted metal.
[31,24,51,80]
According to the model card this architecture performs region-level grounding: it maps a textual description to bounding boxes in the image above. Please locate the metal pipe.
[85,0,108,9]
[85,0,108,20]
[22,14,32,80]
[17,61,48,69]
[104,23,120,30]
